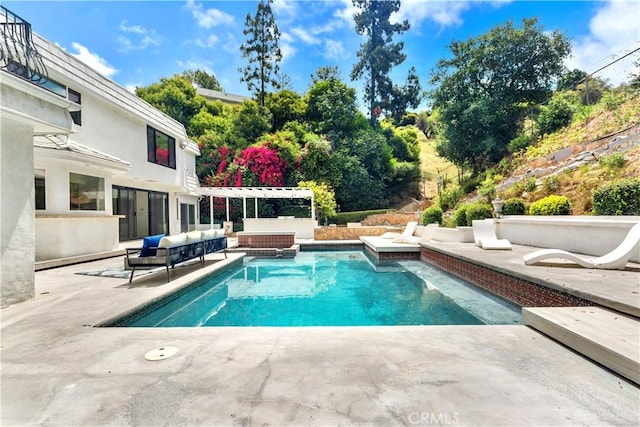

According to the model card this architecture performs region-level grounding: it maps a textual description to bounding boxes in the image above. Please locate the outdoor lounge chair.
[472,219,512,250]
[381,221,418,239]
[523,222,640,270]
[392,223,439,244]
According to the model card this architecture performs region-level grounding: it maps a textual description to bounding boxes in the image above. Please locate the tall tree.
[181,69,222,91]
[388,66,422,124]
[351,0,414,124]
[305,75,366,142]
[431,18,571,173]
[136,75,204,128]
[239,0,282,106]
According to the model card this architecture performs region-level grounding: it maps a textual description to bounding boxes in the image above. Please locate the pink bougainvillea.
[209,143,289,188]
[235,144,287,186]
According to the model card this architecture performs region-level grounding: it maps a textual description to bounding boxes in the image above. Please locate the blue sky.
[6,0,640,111]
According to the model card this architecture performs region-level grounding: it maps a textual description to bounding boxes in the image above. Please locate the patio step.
[523,307,640,385]
[35,249,125,271]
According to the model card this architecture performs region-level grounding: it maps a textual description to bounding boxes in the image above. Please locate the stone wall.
[314,226,393,240]
[361,212,421,227]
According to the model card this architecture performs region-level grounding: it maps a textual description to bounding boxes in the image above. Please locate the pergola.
[197,187,315,224]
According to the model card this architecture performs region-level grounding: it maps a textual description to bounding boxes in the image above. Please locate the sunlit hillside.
[415,130,457,202]
[415,88,640,216]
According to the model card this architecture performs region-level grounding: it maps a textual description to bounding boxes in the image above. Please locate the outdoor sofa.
[126,229,227,283]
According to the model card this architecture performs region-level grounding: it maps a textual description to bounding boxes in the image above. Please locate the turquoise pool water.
[122,251,521,327]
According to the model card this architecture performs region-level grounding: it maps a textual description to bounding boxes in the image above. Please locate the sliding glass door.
[113,186,168,240]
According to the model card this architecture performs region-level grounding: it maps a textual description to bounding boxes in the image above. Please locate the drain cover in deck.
[144,346,179,361]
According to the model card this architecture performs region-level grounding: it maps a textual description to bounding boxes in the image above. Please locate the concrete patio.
[2,243,639,426]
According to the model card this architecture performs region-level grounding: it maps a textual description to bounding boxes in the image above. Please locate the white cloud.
[336,0,473,32]
[334,0,358,27]
[176,59,215,74]
[124,82,141,93]
[272,0,298,16]
[193,34,220,49]
[222,33,240,54]
[118,21,160,52]
[291,27,321,45]
[280,41,297,62]
[185,0,234,29]
[70,42,118,77]
[324,39,347,60]
[392,0,471,28]
[566,0,640,86]
[277,32,296,62]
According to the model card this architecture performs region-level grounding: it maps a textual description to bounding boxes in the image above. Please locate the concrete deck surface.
[2,246,640,426]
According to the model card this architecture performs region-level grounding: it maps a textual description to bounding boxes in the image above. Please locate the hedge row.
[329,209,395,225]
[593,178,640,215]
[453,203,494,226]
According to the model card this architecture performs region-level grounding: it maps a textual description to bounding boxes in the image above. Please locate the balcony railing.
[1,5,48,85]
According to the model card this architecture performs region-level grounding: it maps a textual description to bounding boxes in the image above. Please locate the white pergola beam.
[201,187,315,221]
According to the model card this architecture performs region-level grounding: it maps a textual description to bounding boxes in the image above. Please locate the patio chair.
[381,221,418,239]
[523,222,640,270]
[392,223,439,244]
[472,219,512,250]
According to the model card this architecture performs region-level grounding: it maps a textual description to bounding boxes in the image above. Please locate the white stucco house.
[31,34,202,262]
[1,6,201,305]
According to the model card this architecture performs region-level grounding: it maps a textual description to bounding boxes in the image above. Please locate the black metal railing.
[1,5,48,85]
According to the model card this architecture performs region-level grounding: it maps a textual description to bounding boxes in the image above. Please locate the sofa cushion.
[186,230,202,243]
[140,234,165,257]
[201,229,217,240]
[129,255,167,266]
[159,233,187,248]
[202,229,225,239]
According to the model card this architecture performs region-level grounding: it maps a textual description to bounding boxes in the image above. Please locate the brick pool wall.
[420,247,595,308]
[364,245,420,261]
[238,234,295,248]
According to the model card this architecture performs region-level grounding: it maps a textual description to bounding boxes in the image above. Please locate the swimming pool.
[117,251,521,327]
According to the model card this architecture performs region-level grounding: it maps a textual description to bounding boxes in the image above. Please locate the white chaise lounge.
[380,221,418,240]
[392,223,440,244]
[360,223,439,255]
[472,219,512,250]
[523,222,640,270]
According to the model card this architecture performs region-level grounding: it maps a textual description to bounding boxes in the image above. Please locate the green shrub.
[330,209,394,225]
[508,134,533,153]
[502,198,527,215]
[465,203,494,224]
[529,195,571,215]
[601,92,621,111]
[592,178,640,215]
[598,152,626,169]
[524,177,537,193]
[542,175,561,194]
[453,205,468,227]
[478,177,496,203]
[537,96,574,135]
[461,176,481,194]
[422,206,443,225]
[438,187,462,211]
[497,158,511,175]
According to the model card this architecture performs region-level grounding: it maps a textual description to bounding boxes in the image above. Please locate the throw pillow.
[140,234,165,257]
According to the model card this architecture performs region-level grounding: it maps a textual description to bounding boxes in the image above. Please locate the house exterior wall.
[1,71,73,306]
[1,119,36,306]
[29,32,201,259]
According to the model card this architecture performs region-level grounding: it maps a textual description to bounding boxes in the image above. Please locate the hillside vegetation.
[421,87,640,218]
